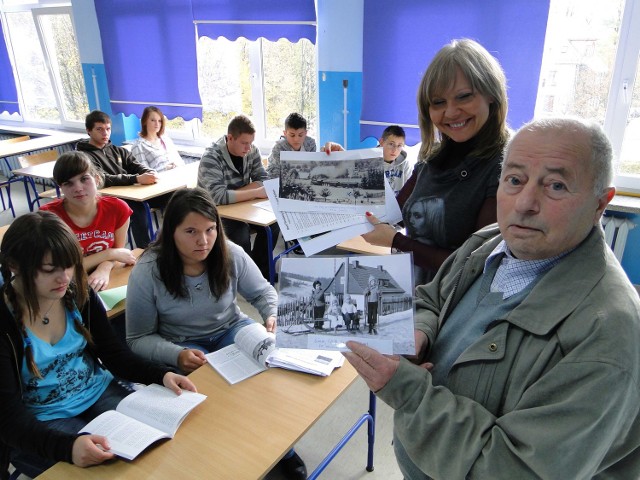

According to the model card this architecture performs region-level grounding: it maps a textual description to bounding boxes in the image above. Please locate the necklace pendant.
[42,316,50,325]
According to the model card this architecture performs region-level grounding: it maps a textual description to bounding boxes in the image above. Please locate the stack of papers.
[265,149,403,256]
[205,323,344,384]
[267,348,344,376]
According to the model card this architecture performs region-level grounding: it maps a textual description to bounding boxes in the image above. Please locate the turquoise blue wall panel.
[318,71,374,150]
[121,114,141,144]
[80,63,134,146]
[81,63,110,114]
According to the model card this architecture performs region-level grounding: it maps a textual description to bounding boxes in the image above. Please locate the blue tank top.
[21,307,113,421]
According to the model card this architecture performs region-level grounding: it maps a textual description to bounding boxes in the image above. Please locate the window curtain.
[94,0,202,120]
[0,20,20,115]
[360,0,550,146]
[192,0,316,42]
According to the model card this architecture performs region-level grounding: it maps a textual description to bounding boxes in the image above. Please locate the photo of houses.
[279,157,385,206]
[276,254,415,354]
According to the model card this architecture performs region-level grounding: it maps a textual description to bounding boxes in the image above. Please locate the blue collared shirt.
[484,241,566,299]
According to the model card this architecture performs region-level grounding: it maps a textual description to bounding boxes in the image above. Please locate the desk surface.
[104,249,143,318]
[38,361,359,479]
[337,235,391,255]
[0,133,85,158]
[217,200,276,227]
[98,162,198,202]
[12,160,56,179]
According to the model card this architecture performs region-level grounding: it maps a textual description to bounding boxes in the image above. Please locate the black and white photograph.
[279,157,385,207]
[276,254,415,354]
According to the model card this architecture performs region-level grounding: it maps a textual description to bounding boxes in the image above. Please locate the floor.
[2,186,404,479]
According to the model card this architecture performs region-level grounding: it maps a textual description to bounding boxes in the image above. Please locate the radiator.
[602,215,635,261]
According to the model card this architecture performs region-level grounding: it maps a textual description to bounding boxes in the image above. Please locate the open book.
[79,384,207,460]
[205,322,344,385]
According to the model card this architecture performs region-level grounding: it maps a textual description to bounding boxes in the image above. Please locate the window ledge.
[608,194,640,214]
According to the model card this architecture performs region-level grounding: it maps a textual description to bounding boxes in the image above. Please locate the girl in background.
[131,106,184,172]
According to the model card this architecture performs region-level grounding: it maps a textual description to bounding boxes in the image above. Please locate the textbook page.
[206,323,345,383]
[205,323,275,385]
[80,410,169,461]
[116,384,207,436]
[79,384,207,460]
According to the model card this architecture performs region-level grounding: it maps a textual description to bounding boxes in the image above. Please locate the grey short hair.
[503,117,614,196]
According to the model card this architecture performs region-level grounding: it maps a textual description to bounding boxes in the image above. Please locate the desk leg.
[307,391,376,479]
[267,240,300,285]
[24,177,40,211]
[263,225,275,284]
[143,201,155,241]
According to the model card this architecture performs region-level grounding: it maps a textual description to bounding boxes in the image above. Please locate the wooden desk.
[337,235,391,255]
[12,161,56,180]
[217,200,279,283]
[0,224,8,243]
[103,248,143,319]
[216,199,277,227]
[0,133,85,158]
[12,161,59,210]
[38,361,362,479]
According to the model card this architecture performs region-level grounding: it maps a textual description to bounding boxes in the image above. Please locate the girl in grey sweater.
[126,188,277,374]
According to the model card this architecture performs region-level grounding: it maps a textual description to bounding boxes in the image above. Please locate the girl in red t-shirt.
[41,151,136,291]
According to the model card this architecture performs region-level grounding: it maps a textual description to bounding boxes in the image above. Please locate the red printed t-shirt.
[41,196,133,255]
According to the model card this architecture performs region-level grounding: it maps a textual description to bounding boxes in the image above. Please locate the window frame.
[604,0,640,192]
[0,1,86,130]
[167,36,318,154]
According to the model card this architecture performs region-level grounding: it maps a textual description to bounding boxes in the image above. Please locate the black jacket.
[77,140,152,187]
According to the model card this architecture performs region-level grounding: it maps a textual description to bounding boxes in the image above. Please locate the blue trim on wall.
[81,62,135,146]
[610,212,640,285]
[318,71,376,150]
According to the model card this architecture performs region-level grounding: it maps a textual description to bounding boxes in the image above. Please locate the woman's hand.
[71,435,115,467]
[361,212,397,247]
[320,141,345,155]
[177,349,207,374]
[265,315,276,333]
[162,372,198,394]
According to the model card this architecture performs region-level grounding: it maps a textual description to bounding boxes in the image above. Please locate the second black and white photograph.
[276,254,415,354]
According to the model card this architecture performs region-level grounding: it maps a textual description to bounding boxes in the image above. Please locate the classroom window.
[535,0,640,188]
[168,36,317,149]
[1,5,88,127]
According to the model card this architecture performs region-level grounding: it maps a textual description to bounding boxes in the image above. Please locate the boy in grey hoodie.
[379,125,410,196]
